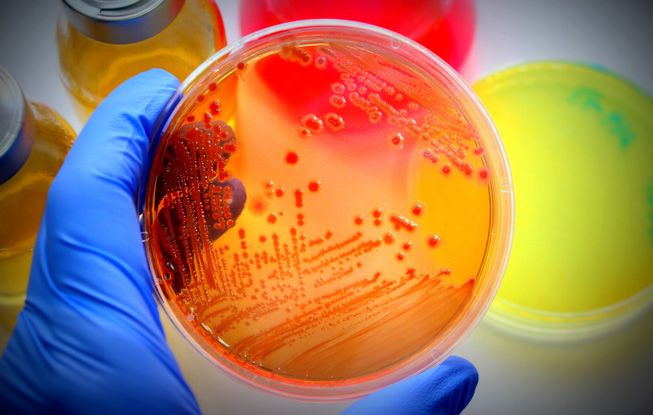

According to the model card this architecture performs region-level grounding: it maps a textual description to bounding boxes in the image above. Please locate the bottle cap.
[0,67,34,185]
[62,0,185,44]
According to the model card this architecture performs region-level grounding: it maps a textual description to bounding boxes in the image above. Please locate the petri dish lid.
[0,66,33,185]
[140,19,513,400]
[475,61,653,340]
[62,0,184,44]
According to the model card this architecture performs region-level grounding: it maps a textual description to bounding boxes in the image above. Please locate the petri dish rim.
[475,61,653,341]
[139,19,514,401]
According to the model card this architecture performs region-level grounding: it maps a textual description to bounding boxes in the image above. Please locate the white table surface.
[1,1,652,414]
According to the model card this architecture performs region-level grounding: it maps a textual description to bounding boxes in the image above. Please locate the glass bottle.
[239,0,476,69]
[0,67,76,350]
[57,0,226,121]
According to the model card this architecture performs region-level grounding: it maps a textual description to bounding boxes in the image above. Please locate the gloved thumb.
[53,68,179,202]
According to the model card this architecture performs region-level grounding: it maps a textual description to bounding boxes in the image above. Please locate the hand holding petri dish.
[141,21,512,399]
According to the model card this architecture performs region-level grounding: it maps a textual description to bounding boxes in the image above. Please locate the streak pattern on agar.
[147,41,491,382]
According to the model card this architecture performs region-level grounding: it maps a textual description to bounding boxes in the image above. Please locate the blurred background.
[1,0,652,413]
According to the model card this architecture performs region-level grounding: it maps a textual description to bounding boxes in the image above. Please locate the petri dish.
[141,20,513,400]
[475,62,653,340]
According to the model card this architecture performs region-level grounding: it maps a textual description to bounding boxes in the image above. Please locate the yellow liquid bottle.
[0,67,76,350]
[57,0,226,120]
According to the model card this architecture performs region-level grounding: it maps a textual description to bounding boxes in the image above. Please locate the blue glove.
[0,69,478,414]
[343,356,478,414]
[0,69,198,413]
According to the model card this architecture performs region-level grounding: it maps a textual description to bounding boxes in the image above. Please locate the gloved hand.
[342,356,478,414]
[0,69,478,414]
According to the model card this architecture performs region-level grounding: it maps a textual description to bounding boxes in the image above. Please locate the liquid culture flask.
[142,21,512,399]
[57,0,226,120]
[0,67,76,350]
[240,0,476,69]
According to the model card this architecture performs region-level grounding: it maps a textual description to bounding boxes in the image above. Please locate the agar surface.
[148,41,491,381]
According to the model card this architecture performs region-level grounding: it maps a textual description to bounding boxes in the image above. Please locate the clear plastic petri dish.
[140,20,513,400]
[474,61,653,340]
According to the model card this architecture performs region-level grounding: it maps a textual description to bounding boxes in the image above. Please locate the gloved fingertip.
[54,68,181,200]
[112,68,180,97]
[434,356,479,413]
[88,67,180,132]
[439,356,479,383]
[341,356,479,415]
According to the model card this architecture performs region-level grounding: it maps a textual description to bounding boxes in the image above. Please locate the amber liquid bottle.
[57,0,226,120]
[0,67,76,350]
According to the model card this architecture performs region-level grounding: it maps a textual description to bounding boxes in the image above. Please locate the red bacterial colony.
[285,151,299,164]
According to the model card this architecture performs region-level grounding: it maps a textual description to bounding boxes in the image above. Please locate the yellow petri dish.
[475,62,653,339]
